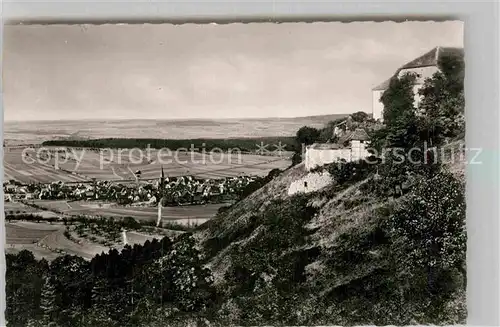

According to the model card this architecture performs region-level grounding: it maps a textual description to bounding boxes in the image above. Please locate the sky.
[3,21,463,121]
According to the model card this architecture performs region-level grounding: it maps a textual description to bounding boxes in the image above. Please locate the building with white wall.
[305,128,371,171]
[372,46,464,122]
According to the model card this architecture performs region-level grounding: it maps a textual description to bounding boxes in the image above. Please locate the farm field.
[39,229,110,260]
[4,147,292,183]
[4,149,89,183]
[137,226,185,239]
[5,201,61,219]
[5,220,171,261]
[30,200,225,225]
[5,244,61,261]
[6,221,62,244]
[4,116,338,144]
[68,226,176,252]
[4,201,40,214]
[5,222,64,261]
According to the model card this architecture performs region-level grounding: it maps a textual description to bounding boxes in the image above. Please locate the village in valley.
[5,172,258,207]
[4,145,290,259]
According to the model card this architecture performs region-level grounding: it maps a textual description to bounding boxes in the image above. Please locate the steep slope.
[193,163,393,324]
[196,163,310,281]
[194,143,466,325]
[196,159,391,280]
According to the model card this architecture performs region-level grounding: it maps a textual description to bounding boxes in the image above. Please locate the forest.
[42,136,299,153]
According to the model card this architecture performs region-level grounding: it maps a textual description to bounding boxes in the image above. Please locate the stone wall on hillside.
[288,171,332,196]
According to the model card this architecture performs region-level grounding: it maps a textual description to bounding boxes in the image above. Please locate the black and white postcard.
[3,21,465,326]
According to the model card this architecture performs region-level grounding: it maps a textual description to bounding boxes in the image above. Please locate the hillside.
[194,140,466,326]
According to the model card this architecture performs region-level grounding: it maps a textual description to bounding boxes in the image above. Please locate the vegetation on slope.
[196,158,465,326]
[196,51,466,326]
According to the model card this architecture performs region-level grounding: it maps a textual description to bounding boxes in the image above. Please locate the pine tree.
[40,275,58,325]
[26,319,45,327]
[381,72,418,132]
[91,277,109,311]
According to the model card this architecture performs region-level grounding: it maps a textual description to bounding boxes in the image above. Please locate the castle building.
[305,128,370,171]
[372,46,464,121]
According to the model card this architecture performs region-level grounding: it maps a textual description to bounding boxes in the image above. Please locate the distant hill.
[5,114,353,144]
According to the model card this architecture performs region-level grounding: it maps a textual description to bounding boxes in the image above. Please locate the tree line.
[6,233,217,327]
[41,137,300,153]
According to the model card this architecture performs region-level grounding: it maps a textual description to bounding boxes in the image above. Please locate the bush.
[343,197,368,210]
[216,205,231,216]
[388,171,466,271]
[122,216,141,230]
[63,230,71,239]
[161,221,192,232]
[296,126,320,146]
[289,152,303,168]
[351,111,370,122]
[327,159,377,186]
[238,168,282,201]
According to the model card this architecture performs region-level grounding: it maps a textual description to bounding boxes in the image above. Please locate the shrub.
[289,152,303,168]
[162,221,192,231]
[296,126,320,146]
[238,168,282,201]
[327,159,377,186]
[63,230,71,239]
[343,197,368,210]
[388,171,466,271]
[216,205,231,216]
[351,111,370,123]
[122,216,141,230]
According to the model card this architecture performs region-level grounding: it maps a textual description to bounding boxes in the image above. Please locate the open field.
[5,201,61,219]
[4,198,221,262]
[40,229,110,260]
[138,226,185,239]
[4,201,40,214]
[5,244,61,261]
[4,150,88,183]
[6,221,61,244]
[5,220,172,261]
[68,225,175,251]
[4,147,292,183]
[31,200,225,225]
[5,222,64,261]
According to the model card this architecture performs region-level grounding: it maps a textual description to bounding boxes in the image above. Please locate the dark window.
[304,182,308,188]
